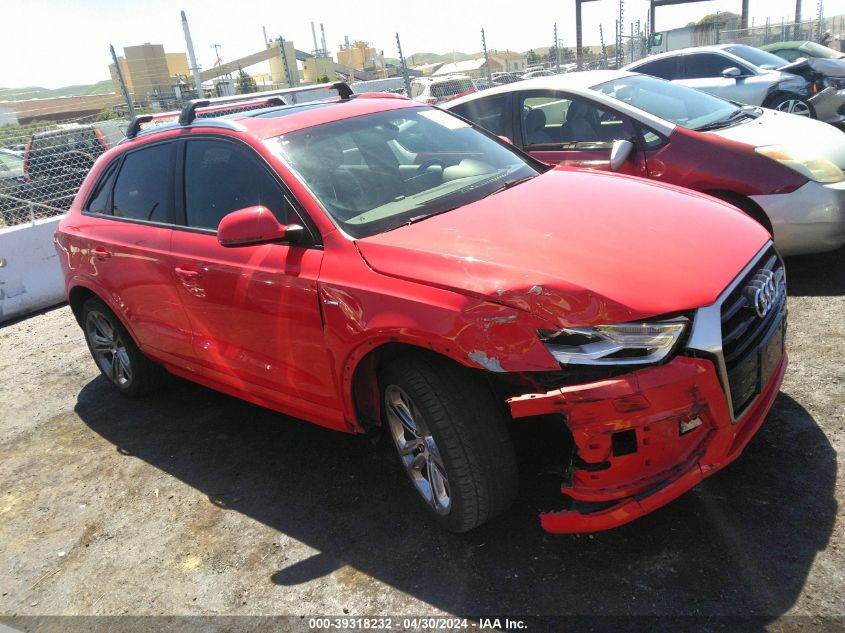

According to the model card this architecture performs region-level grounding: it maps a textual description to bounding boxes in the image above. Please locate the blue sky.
[3,0,844,89]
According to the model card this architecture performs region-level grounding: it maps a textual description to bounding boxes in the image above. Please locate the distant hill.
[0,80,114,102]
[385,51,483,67]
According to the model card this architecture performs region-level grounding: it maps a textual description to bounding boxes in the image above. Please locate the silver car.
[624,44,845,123]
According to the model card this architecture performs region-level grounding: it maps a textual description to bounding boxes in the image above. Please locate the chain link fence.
[0,117,128,229]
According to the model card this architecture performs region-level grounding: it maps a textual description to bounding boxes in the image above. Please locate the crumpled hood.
[355,170,770,328]
[710,107,845,168]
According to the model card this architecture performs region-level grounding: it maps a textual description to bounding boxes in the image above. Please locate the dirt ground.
[0,248,843,632]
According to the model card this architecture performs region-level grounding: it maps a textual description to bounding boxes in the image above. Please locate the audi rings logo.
[744,270,780,318]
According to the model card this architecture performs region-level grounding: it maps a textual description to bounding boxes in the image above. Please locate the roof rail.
[126,81,352,139]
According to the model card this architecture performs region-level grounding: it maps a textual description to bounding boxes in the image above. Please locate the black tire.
[764,92,816,119]
[380,354,519,532]
[80,296,165,397]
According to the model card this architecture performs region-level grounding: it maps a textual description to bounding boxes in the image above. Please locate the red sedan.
[55,83,786,533]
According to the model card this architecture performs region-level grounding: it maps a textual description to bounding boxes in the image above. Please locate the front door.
[169,136,339,423]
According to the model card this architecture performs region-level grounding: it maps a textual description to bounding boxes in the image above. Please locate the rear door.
[168,135,339,421]
[512,90,648,177]
[76,141,196,364]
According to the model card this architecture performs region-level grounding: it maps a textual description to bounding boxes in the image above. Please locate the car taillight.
[23,138,32,183]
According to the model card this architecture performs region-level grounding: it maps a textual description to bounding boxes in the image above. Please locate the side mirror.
[609,139,635,172]
[498,135,513,144]
[217,205,303,247]
[721,67,743,79]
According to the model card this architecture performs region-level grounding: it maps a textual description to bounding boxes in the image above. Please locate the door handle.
[174,266,200,280]
[92,245,111,260]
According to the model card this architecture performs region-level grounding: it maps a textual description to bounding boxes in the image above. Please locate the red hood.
[355,170,770,328]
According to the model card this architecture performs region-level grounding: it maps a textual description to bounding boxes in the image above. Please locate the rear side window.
[450,94,509,137]
[634,57,681,80]
[112,143,176,223]
[682,53,737,78]
[184,139,291,230]
[84,162,119,215]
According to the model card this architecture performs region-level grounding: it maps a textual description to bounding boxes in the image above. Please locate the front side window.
[112,143,175,223]
[266,106,540,239]
[520,94,630,146]
[450,94,509,137]
[723,44,787,70]
[183,139,291,231]
[595,74,738,131]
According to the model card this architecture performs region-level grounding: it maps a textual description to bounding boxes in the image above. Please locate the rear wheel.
[80,297,164,397]
[381,354,518,532]
[765,93,815,118]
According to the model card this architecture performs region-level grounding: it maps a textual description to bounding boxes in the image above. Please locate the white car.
[409,75,476,105]
[624,44,845,123]
[445,70,845,255]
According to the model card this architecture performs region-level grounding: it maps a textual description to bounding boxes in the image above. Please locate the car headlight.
[538,318,688,366]
[755,145,845,183]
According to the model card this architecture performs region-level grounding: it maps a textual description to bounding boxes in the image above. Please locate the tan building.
[267,40,300,87]
[337,41,376,71]
[165,52,190,82]
[303,57,336,83]
[432,58,504,79]
[490,50,528,73]
[109,44,192,102]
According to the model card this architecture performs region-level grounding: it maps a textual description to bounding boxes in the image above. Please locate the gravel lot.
[0,247,843,632]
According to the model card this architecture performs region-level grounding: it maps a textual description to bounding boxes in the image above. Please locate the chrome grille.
[719,247,786,414]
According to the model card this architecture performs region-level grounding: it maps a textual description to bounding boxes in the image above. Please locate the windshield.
[724,45,788,70]
[594,74,739,130]
[265,107,539,239]
[800,41,845,59]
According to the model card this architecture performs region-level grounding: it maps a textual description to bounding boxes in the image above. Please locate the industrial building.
[108,43,190,103]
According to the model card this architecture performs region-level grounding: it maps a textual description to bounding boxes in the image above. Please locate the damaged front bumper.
[508,353,787,533]
[809,86,845,124]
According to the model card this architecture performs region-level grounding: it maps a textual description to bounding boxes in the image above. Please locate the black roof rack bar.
[126,114,155,139]
[179,81,353,126]
[124,81,352,139]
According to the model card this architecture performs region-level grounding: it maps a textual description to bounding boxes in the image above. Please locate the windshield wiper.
[695,107,758,132]
[479,175,536,200]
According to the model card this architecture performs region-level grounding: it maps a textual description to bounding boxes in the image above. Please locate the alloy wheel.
[384,385,452,514]
[775,99,811,116]
[85,310,132,386]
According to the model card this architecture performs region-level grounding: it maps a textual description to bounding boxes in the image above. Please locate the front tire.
[766,93,815,118]
[380,354,518,532]
[80,297,164,397]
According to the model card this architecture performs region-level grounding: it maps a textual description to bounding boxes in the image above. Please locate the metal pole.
[554,23,560,73]
[181,10,204,98]
[716,11,721,44]
[109,44,135,118]
[396,33,411,97]
[576,1,584,70]
[630,22,634,64]
[277,36,296,102]
[481,29,493,84]
[795,0,803,39]
[599,24,607,68]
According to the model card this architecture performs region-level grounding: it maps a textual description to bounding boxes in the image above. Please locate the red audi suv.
[55,83,787,533]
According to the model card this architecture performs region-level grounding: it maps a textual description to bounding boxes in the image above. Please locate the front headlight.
[755,145,845,183]
[538,318,688,366]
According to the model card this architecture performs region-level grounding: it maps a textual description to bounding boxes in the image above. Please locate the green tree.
[94,108,116,121]
[236,69,258,95]
[527,49,539,65]
[316,74,330,83]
